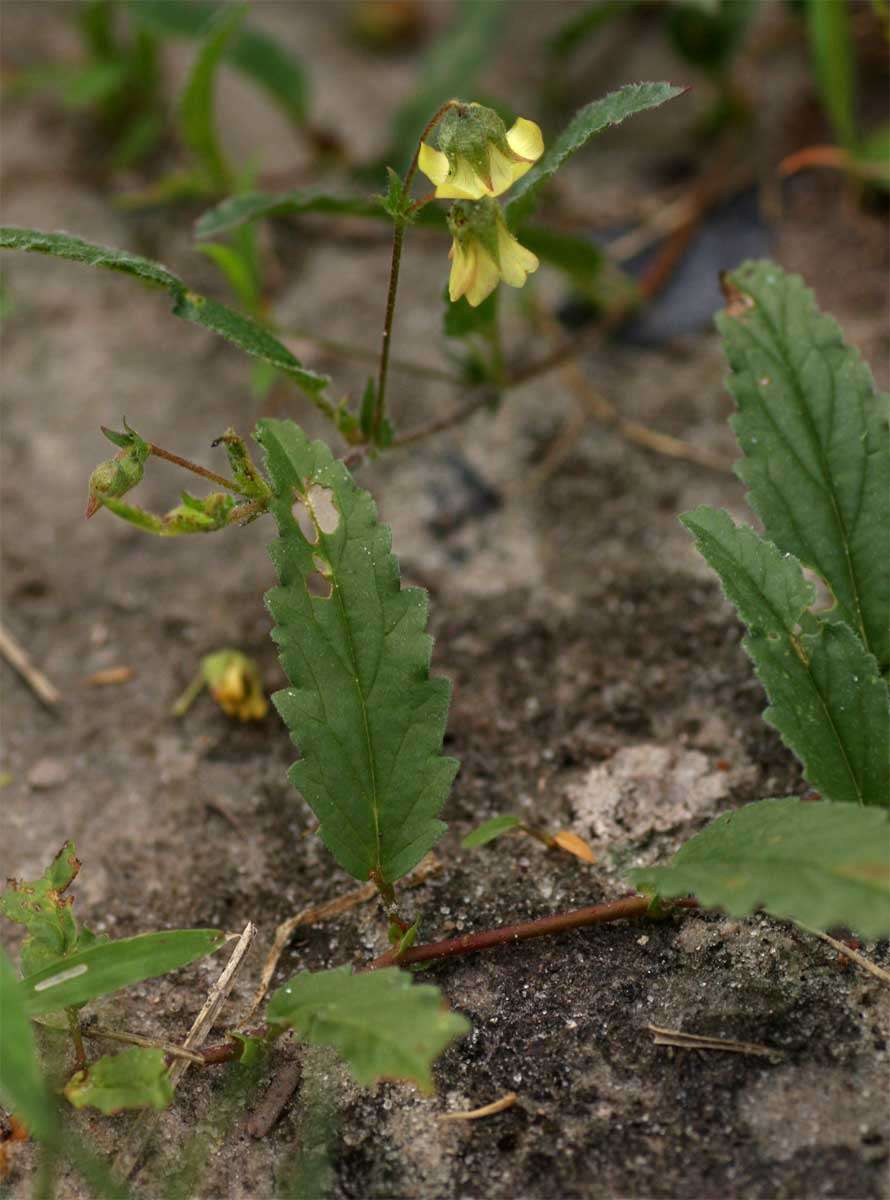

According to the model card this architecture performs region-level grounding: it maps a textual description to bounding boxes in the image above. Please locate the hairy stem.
[149,443,240,492]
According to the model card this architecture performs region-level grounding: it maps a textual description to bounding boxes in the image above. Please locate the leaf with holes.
[257,418,458,883]
[267,967,469,1093]
[506,82,686,226]
[631,797,890,938]
[682,506,889,807]
[0,228,329,403]
[64,1048,173,1114]
[717,260,889,671]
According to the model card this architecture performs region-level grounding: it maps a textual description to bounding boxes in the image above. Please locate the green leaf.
[805,0,856,149]
[65,1048,173,1114]
[855,121,890,190]
[0,948,57,1141]
[548,1,632,58]
[21,929,226,1015]
[682,506,889,807]
[194,189,393,239]
[0,841,88,977]
[666,0,758,74]
[198,241,261,314]
[631,797,890,939]
[133,0,309,126]
[177,5,245,191]
[257,418,458,883]
[461,814,521,848]
[387,0,508,170]
[506,82,687,226]
[0,228,329,400]
[717,260,889,670]
[267,967,469,1093]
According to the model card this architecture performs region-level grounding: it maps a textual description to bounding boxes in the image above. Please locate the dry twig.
[439,1092,518,1121]
[647,1024,780,1059]
[798,925,890,986]
[0,621,61,708]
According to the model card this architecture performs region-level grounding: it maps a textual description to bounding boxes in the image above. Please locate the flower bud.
[202,650,268,722]
[85,445,148,518]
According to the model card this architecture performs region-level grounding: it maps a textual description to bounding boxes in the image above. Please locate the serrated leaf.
[1,841,87,977]
[386,0,507,170]
[256,418,458,884]
[133,0,309,126]
[717,260,889,671]
[0,948,57,1141]
[0,228,329,400]
[21,929,226,1015]
[177,5,245,190]
[195,189,401,239]
[682,506,889,807]
[64,1048,173,1114]
[461,815,521,848]
[506,82,686,226]
[267,967,469,1093]
[631,797,890,938]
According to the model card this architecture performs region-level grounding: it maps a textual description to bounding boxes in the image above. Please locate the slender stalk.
[367,895,699,970]
[66,1006,86,1071]
[148,443,240,492]
[373,99,458,444]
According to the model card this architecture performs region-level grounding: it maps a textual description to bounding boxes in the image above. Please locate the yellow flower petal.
[496,225,539,288]
[506,117,544,163]
[466,246,500,307]
[435,155,489,200]
[418,141,450,187]
[487,144,518,196]
[448,240,477,302]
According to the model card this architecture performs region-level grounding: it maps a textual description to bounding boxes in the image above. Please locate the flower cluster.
[419,101,544,307]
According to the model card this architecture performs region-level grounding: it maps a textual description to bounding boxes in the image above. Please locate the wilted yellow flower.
[447,198,539,308]
[418,102,543,200]
[202,650,268,722]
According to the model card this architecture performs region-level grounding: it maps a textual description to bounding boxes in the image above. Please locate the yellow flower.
[418,102,544,200]
[202,650,268,722]
[447,198,539,308]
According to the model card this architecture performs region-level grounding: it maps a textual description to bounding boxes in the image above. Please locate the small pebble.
[27,758,67,790]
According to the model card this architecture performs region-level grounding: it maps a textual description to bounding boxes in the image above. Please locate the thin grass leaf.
[506,82,686,226]
[805,0,856,149]
[682,506,889,807]
[257,418,458,883]
[718,260,889,670]
[177,5,245,191]
[462,815,521,848]
[631,797,890,938]
[0,948,57,1141]
[268,967,469,1093]
[133,0,309,126]
[0,228,329,401]
[21,929,226,1015]
[195,189,386,239]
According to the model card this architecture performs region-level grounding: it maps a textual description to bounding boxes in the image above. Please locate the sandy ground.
[2,3,889,1197]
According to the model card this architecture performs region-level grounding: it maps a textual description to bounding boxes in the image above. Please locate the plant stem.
[148,443,240,492]
[373,99,458,444]
[67,1006,86,1071]
[367,895,699,970]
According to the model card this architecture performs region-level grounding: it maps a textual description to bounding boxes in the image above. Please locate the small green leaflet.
[0,948,57,1141]
[177,5,245,191]
[257,418,458,883]
[21,929,226,1015]
[64,1048,173,1114]
[0,228,329,400]
[631,797,890,939]
[682,507,889,807]
[506,82,686,226]
[718,261,889,671]
[267,967,469,1093]
[133,0,309,126]
[462,815,521,848]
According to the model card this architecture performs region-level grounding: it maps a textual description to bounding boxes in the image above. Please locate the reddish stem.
[367,895,699,970]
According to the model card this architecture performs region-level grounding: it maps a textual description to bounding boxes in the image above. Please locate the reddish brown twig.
[245,1053,303,1138]
[367,895,699,970]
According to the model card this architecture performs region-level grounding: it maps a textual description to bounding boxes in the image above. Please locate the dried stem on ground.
[0,621,62,709]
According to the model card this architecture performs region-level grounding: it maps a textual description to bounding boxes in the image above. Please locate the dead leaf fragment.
[85,666,134,686]
[551,830,597,864]
[439,1092,518,1121]
[719,271,755,318]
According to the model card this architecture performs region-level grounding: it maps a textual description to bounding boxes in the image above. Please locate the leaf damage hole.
[306,571,333,599]
[293,484,340,544]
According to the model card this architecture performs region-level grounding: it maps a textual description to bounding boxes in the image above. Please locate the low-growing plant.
[2,73,888,1193]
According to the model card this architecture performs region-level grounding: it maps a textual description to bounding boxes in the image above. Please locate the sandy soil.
[2,3,888,1198]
